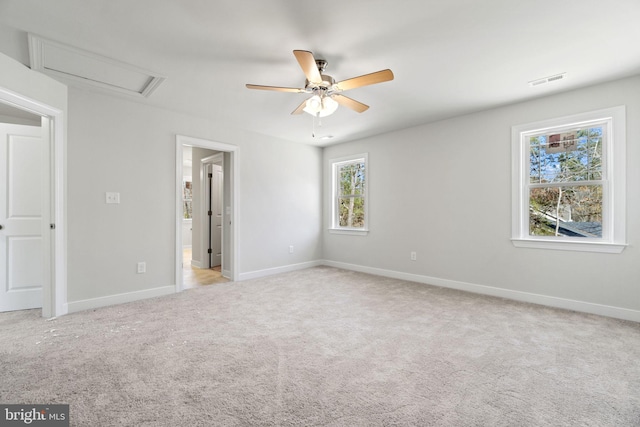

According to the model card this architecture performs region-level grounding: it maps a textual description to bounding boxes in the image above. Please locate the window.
[182,180,192,219]
[330,154,368,234]
[511,106,626,253]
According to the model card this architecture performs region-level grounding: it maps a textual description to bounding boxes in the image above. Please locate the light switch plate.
[106,192,120,204]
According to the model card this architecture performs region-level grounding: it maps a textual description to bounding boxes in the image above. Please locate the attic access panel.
[28,34,165,98]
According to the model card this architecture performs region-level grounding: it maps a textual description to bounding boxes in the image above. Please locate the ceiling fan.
[246,50,394,117]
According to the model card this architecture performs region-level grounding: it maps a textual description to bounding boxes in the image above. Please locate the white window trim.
[329,153,369,235]
[511,106,626,253]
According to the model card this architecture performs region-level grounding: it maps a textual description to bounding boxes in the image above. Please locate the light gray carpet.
[1,266,639,426]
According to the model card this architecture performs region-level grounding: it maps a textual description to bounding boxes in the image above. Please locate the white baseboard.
[62,260,640,323]
[190,259,202,269]
[323,260,640,323]
[238,260,324,281]
[66,285,176,314]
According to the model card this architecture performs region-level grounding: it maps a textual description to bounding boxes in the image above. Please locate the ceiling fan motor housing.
[307,75,335,91]
[304,59,336,92]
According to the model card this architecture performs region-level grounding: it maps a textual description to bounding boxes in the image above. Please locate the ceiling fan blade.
[245,84,304,93]
[291,99,307,115]
[333,94,369,113]
[293,50,322,83]
[335,69,394,91]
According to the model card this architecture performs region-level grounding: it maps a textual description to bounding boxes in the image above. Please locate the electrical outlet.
[137,262,146,274]
[106,192,120,204]
[289,245,294,254]
[410,251,417,261]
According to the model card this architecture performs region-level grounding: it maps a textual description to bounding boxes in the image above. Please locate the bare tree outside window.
[337,161,365,227]
[332,155,367,231]
[528,127,603,237]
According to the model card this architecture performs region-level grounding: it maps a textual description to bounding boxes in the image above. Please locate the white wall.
[239,135,324,274]
[67,87,323,303]
[4,48,637,319]
[0,52,67,110]
[181,221,192,248]
[323,76,640,317]
[0,113,40,126]
[0,51,68,317]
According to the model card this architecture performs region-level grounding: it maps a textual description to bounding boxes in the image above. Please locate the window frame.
[329,153,369,235]
[511,106,626,253]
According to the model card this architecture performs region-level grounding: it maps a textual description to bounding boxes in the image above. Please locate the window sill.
[329,228,369,236]
[511,238,626,254]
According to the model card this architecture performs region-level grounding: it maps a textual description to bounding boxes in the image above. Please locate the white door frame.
[175,135,238,291]
[0,86,66,318]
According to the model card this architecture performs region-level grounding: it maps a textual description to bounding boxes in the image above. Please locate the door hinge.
[50,223,56,230]
[208,210,213,216]
[208,173,213,178]
[207,248,213,254]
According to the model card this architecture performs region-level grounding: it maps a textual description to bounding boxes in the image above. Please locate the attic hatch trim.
[28,33,166,98]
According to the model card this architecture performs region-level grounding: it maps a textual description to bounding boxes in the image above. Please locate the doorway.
[175,135,238,292]
[0,88,65,318]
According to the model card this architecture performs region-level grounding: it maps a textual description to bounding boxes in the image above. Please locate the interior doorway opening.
[175,135,238,292]
[180,147,226,288]
[0,88,66,318]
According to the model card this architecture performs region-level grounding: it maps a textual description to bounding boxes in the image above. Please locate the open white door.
[207,163,223,268]
[0,123,49,312]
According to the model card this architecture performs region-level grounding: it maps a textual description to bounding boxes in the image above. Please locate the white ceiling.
[1,0,639,146]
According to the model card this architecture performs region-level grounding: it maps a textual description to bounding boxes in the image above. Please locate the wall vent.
[28,34,166,98]
[528,73,567,87]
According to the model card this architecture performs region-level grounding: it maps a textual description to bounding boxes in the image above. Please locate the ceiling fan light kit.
[246,50,394,118]
[303,94,338,117]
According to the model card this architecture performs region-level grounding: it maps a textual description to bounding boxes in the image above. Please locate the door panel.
[211,165,223,267]
[9,136,42,215]
[8,237,43,290]
[0,123,44,312]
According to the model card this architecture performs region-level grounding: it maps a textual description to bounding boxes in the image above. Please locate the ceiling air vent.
[28,34,165,98]
[528,73,567,87]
